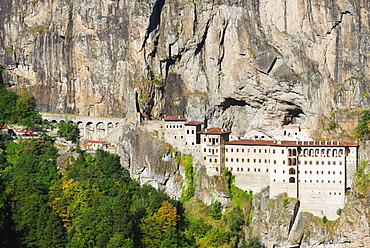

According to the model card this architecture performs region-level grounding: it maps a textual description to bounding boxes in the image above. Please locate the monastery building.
[161,116,358,220]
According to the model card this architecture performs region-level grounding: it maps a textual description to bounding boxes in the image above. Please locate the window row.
[166,125,183,129]
[299,160,343,166]
[300,148,344,157]
[186,130,195,134]
[273,169,342,175]
[226,158,271,163]
[226,148,283,154]
[299,179,342,184]
[226,167,269,173]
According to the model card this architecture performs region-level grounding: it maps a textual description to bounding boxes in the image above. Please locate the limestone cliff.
[1,0,369,135]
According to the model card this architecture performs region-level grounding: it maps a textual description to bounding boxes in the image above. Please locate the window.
[241,168,243,171]
[339,161,342,165]
[242,158,244,162]
[322,161,324,165]
[204,148,206,152]
[333,161,336,165]
[204,138,206,142]
[266,169,269,172]
[204,157,206,160]
[226,148,228,152]
[174,136,177,139]
[310,171,312,174]
[180,136,183,139]
[259,149,261,153]
[328,171,330,174]
[265,149,267,153]
[259,159,261,163]
[309,161,312,165]
[216,167,218,171]
[258,168,260,172]
[209,149,211,153]
[216,149,218,153]
[254,168,256,172]
[274,170,276,173]
[187,130,189,134]
[226,158,228,162]
[248,149,250,153]
[316,161,319,165]
[248,168,250,172]
[282,150,285,154]
[274,179,276,182]
[237,168,239,171]
[192,130,194,134]
[304,161,307,165]
[340,171,342,175]
[231,149,234,152]
[333,171,335,175]
[274,160,276,164]
[254,149,256,153]
[328,161,331,165]
[209,159,212,162]
[322,171,324,174]
[242,149,244,152]
[283,170,285,174]
[236,158,239,162]
[265,159,267,163]
[317,171,319,174]
[215,159,217,163]
[273,150,275,154]
[237,148,239,152]
[247,159,250,162]
[231,158,234,162]
[283,161,285,164]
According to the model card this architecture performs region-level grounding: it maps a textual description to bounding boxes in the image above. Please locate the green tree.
[15,89,42,128]
[57,119,78,140]
[209,200,222,220]
[246,237,266,248]
[356,110,370,139]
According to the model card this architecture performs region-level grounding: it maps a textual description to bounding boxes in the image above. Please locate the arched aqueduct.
[41,112,124,140]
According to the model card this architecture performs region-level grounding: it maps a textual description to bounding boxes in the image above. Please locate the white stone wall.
[225,145,270,193]
[164,120,186,150]
[200,134,225,176]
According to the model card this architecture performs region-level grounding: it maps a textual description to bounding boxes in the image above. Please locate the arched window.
[293,149,297,156]
[327,149,331,157]
[289,168,296,174]
[339,149,344,157]
[288,149,292,156]
[309,149,314,157]
[315,149,319,157]
[288,158,292,166]
[333,149,337,157]
[289,177,295,183]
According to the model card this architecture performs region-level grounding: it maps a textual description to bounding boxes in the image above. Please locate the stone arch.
[309,149,314,157]
[303,148,308,157]
[321,149,326,157]
[76,121,84,138]
[339,149,344,157]
[315,149,320,157]
[327,149,331,157]
[289,168,296,174]
[332,149,337,157]
[96,122,106,140]
[289,177,296,183]
[85,122,94,140]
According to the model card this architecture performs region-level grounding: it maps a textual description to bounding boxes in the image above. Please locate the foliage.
[209,200,223,220]
[0,84,41,128]
[355,110,370,139]
[57,119,78,140]
[246,236,266,248]
[355,160,370,193]
[337,208,342,216]
[322,215,328,224]
[179,153,195,202]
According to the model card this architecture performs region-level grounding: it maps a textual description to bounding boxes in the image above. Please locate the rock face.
[1,0,369,135]
[251,182,370,247]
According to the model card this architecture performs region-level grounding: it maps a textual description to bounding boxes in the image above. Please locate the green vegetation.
[0,84,42,128]
[355,110,370,139]
[57,119,78,140]
[355,160,370,193]
[322,215,328,224]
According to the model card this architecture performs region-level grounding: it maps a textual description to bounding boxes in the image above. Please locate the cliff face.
[1,0,369,135]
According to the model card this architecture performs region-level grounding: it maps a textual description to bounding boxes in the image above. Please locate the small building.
[83,140,106,150]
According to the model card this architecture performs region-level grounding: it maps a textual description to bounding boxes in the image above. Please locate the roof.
[184,121,204,126]
[0,124,7,129]
[284,125,300,129]
[164,116,187,121]
[226,139,358,147]
[198,127,232,135]
[83,140,106,144]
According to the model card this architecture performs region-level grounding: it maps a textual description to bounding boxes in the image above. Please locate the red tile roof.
[198,127,232,135]
[284,125,300,129]
[226,139,358,147]
[164,116,187,121]
[83,140,106,144]
[0,124,7,129]
[184,121,204,126]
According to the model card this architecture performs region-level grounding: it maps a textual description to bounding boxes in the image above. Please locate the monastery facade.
[162,116,358,220]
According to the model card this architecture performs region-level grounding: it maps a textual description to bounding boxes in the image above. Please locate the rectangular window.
[226,158,228,162]
[254,159,256,163]
[204,157,206,160]
[259,159,261,163]
[242,158,244,162]
[259,149,261,153]
[237,148,239,152]
[215,159,217,163]
[226,148,228,152]
[274,160,276,164]
[192,130,194,134]
[231,158,234,162]
[187,130,189,134]
[236,158,239,162]
[328,161,331,165]
[209,159,212,162]
[339,161,342,165]
[265,149,267,153]
[282,150,285,154]
[322,161,324,165]
[242,149,244,152]
[247,159,250,162]
[254,149,256,153]
[274,170,276,173]
[273,150,275,154]
[316,161,319,165]
[333,161,336,165]
[204,148,206,152]
[283,161,285,164]
[248,168,250,172]
[231,149,234,152]
[241,168,243,171]
[304,161,307,165]
[309,161,312,165]
[266,169,269,172]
